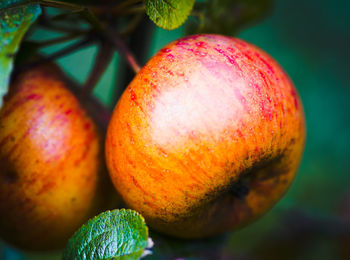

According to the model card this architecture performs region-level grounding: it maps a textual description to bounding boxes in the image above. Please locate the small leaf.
[186,0,274,36]
[0,1,41,109]
[145,0,195,30]
[63,209,153,260]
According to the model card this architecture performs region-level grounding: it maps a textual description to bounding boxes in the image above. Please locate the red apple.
[0,63,117,250]
[105,34,306,238]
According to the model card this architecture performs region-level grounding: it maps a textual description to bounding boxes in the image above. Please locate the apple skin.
[0,64,117,250]
[105,34,306,238]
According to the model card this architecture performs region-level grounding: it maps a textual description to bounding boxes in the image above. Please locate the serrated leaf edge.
[64,209,150,260]
[145,0,195,30]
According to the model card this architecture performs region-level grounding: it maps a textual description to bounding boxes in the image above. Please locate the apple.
[105,34,306,238]
[0,63,117,250]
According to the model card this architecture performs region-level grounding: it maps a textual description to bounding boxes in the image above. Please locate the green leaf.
[0,1,41,109]
[145,0,195,30]
[186,0,274,36]
[63,209,153,260]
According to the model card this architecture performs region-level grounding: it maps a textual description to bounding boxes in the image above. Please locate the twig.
[92,0,144,16]
[78,8,141,73]
[1,0,83,13]
[106,29,141,73]
[39,0,84,12]
[36,33,85,47]
[14,37,94,76]
[5,0,141,73]
[68,78,112,131]
[119,5,145,16]
[119,13,144,36]
[112,15,153,105]
[81,41,114,98]
[50,10,83,22]
[38,19,87,34]
[112,0,143,13]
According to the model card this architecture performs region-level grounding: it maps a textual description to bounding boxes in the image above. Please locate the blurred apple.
[0,63,117,250]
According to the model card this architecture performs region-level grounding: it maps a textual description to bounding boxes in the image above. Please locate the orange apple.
[0,63,117,250]
[105,34,306,238]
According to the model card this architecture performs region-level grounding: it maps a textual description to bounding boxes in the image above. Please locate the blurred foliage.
[186,0,274,36]
[1,0,350,259]
[0,1,41,108]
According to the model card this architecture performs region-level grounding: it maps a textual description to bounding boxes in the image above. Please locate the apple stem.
[81,41,114,98]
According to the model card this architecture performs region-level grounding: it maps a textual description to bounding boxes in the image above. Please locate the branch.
[39,0,84,12]
[119,13,144,36]
[68,79,112,131]
[105,29,141,73]
[92,0,144,16]
[36,33,85,47]
[112,0,143,13]
[81,41,114,98]
[6,0,141,73]
[14,37,94,76]
[79,8,141,73]
[38,10,87,34]
[1,0,83,13]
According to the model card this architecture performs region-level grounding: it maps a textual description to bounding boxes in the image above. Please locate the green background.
[1,0,350,259]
